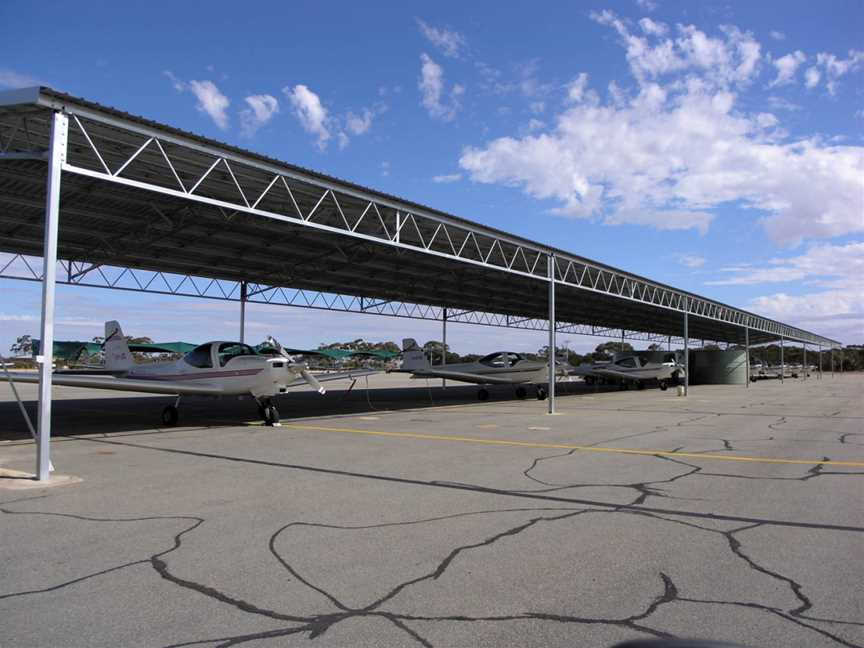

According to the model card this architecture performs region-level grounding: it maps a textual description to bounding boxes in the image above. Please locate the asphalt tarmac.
[1,373,862,648]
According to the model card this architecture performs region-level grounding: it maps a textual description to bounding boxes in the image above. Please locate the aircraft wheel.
[536,387,547,400]
[264,404,281,426]
[477,388,490,401]
[659,381,668,391]
[161,405,179,427]
[637,381,645,390]
[515,386,527,399]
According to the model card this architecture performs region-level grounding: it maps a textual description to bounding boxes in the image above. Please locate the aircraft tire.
[515,386,527,399]
[477,388,490,401]
[161,405,179,427]
[659,381,668,391]
[265,404,281,426]
[536,387,547,400]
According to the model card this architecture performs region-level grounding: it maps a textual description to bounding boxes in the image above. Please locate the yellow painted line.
[281,423,864,467]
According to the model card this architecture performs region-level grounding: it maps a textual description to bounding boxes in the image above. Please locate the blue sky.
[1,0,862,354]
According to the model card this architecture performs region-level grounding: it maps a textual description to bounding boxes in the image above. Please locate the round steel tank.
[689,349,747,384]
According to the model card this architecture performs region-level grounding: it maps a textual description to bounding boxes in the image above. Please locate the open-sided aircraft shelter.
[0,87,843,480]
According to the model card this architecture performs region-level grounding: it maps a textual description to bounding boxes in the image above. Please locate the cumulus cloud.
[749,289,864,343]
[239,94,279,136]
[816,50,864,94]
[769,50,806,86]
[416,19,467,58]
[345,109,374,135]
[419,53,464,121]
[165,72,230,130]
[708,242,864,286]
[459,13,864,243]
[284,84,331,149]
[769,30,786,41]
[589,11,762,87]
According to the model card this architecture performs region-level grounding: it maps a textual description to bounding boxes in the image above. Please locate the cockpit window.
[217,342,258,367]
[479,352,521,368]
[617,357,637,368]
[184,344,213,369]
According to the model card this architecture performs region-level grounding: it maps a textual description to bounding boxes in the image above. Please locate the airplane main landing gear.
[161,405,179,426]
[536,387,547,400]
[161,396,181,427]
[658,380,669,391]
[515,386,527,399]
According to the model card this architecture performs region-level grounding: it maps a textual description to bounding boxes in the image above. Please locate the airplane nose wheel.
[161,405,179,427]
[259,398,281,426]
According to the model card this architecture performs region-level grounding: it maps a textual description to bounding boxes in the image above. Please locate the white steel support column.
[802,343,807,380]
[744,323,749,389]
[683,303,689,397]
[831,347,835,377]
[239,281,247,343]
[780,336,784,383]
[818,345,822,380]
[547,254,556,414]
[441,307,447,389]
[36,111,68,481]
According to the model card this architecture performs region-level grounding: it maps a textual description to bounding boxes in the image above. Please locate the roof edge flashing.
[0,86,42,108]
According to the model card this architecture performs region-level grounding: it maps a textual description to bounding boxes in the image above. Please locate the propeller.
[299,367,326,395]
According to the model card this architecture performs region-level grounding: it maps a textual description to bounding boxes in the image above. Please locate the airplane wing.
[2,372,226,396]
[284,368,379,388]
[397,368,524,385]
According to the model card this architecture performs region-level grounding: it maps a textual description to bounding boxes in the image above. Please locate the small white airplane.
[3,321,373,426]
[394,338,561,401]
[569,353,685,390]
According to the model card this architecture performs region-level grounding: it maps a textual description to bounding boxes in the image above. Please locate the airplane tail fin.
[400,338,430,371]
[104,321,134,371]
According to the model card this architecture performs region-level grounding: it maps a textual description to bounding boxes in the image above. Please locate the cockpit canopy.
[479,352,524,368]
[183,342,258,369]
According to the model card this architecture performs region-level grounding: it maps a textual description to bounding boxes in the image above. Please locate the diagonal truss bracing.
[0,88,840,349]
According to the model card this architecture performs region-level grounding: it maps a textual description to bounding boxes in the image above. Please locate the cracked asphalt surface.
[1,373,862,647]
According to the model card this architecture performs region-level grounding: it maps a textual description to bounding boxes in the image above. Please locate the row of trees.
[9,333,864,371]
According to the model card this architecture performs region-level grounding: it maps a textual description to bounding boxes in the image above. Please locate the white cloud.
[804,66,821,88]
[459,14,864,243]
[816,50,864,94]
[188,80,230,130]
[419,53,464,121]
[432,173,462,183]
[636,0,658,11]
[239,94,279,136]
[0,69,41,89]
[345,109,374,135]
[708,242,864,286]
[284,84,331,149]
[164,72,230,130]
[565,73,591,103]
[589,12,762,87]
[639,17,668,37]
[675,254,706,268]
[769,30,786,41]
[769,50,806,86]
[416,19,466,58]
[749,289,863,344]
[767,95,801,111]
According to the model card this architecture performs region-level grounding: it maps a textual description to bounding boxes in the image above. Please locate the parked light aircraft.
[3,322,373,426]
[569,353,685,390]
[394,338,561,401]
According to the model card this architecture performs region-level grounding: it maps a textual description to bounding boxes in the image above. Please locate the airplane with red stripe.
[5,321,373,426]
